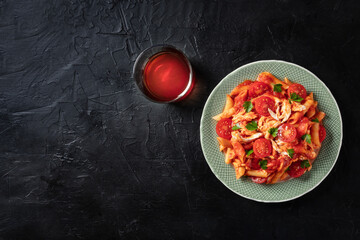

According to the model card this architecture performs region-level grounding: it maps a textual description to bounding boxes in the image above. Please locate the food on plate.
[213,72,326,184]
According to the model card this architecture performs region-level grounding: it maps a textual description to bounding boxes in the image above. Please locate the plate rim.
[200,60,343,203]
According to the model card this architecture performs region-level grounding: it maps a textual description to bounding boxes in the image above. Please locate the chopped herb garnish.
[246,149,254,156]
[302,134,312,144]
[285,166,290,172]
[268,127,278,138]
[311,118,319,123]
[273,84,282,93]
[301,160,310,168]
[290,93,303,102]
[259,160,268,170]
[232,123,241,130]
[287,149,295,158]
[245,120,258,131]
[243,101,253,113]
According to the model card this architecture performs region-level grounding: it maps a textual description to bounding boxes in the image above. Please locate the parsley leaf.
[246,149,254,156]
[259,160,268,170]
[290,93,303,102]
[243,101,253,113]
[232,123,241,130]
[287,149,295,158]
[311,118,319,123]
[300,160,310,168]
[285,166,290,172]
[268,127,278,137]
[273,84,282,93]
[301,134,312,144]
[245,120,258,131]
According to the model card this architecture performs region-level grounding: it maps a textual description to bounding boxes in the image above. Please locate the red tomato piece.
[296,117,310,138]
[253,138,272,158]
[272,91,283,99]
[250,176,267,184]
[216,118,232,140]
[287,161,306,178]
[250,158,261,170]
[288,83,307,99]
[249,82,271,98]
[278,123,297,142]
[319,125,326,143]
[253,96,276,117]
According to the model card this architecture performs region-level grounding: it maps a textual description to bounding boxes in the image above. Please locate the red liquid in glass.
[143,52,193,102]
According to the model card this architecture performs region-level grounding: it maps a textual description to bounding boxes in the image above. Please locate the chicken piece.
[291,102,306,112]
[232,109,258,124]
[258,116,281,133]
[231,131,263,143]
[268,98,292,123]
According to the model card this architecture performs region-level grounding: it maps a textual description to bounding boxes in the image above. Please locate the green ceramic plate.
[200,60,343,202]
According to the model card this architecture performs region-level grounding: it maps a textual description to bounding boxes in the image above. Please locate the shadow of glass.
[171,62,211,108]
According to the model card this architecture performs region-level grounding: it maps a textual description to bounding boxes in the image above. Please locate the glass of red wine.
[133,45,195,103]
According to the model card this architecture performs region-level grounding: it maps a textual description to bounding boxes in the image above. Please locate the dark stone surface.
[0,0,359,239]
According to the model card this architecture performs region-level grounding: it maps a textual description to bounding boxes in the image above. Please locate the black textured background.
[0,0,359,239]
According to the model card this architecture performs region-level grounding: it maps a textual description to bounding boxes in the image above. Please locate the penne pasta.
[307,92,314,100]
[219,145,226,152]
[310,122,321,148]
[288,98,314,124]
[280,172,290,181]
[306,106,316,118]
[313,111,326,122]
[225,148,236,164]
[231,140,246,163]
[213,72,326,184]
[303,98,315,112]
[230,80,253,97]
[287,112,303,125]
[212,107,236,121]
[270,170,284,184]
[257,72,290,89]
[217,137,233,148]
[233,159,246,179]
[266,173,276,184]
[284,77,292,85]
[313,101,318,108]
[224,94,234,112]
[246,170,269,178]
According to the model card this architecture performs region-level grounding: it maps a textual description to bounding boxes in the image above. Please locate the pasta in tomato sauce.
[213,72,326,184]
